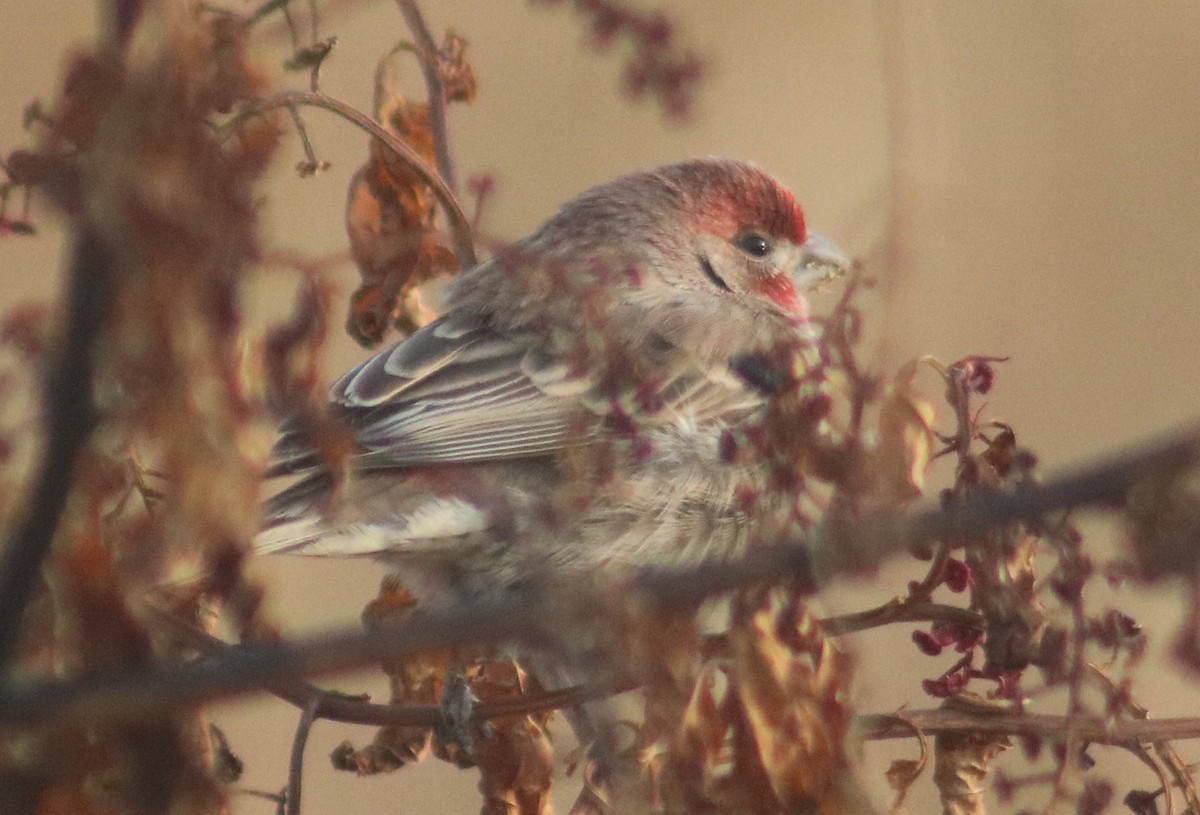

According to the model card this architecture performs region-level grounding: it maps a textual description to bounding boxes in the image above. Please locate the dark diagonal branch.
[145,599,621,729]
[1,424,1198,723]
[0,592,548,725]
[636,423,1200,607]
[0,228,114,677]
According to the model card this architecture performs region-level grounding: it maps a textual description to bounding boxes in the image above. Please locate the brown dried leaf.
[884,719,928,814]
[470,661,555,815]
[351,577,447,773]
[660,588,869,815]
[262,276,334,413]
[886,759,922,792]
[439,32,479,103]
[51,530,155,670]
[873,382,935,505]
[658,662,748,814]
[208,723,244,784]
[344,53,471,346]
[932,730,1011,815]
[730,588,861,815]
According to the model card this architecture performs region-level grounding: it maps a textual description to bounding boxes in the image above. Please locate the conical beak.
[794,231,852,290]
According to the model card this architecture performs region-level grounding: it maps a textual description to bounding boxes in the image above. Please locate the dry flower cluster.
[2,3,1200,815]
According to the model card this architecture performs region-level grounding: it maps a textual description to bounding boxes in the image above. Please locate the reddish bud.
[630,437,654,462]
[734,485,759,514]
[1019,732,1042,760]
[966,360,996,394]
[993,771,1016,803]
[1124,790,1161,815]
[912,630,944,656]
[943,558,972,593]
[799,392,833,424]
[642,13,672,44]
[467,173,495,197]
[921,677,947,697]
[718,430,738,463]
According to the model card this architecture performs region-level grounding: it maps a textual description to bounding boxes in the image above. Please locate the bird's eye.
[733,232,772,258]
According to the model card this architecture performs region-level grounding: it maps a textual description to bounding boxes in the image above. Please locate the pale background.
[3,1,1200,811]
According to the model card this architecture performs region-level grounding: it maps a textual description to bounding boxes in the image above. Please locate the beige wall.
[2,1,1199,811]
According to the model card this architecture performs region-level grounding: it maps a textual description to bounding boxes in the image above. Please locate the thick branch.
[0,228,114,676]
[146,600,619,729]
[636,423,1200,606]
[0,591,547,724]
[1,425,1197,722]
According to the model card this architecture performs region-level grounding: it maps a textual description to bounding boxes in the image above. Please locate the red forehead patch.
[719,170,808,245]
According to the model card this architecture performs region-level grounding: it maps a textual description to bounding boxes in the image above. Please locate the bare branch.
[0,591,548,725]
[219,89,476,269]
[0,228,114,676]
[285,697,321,815]
[394,0,458,191]
[819,602,983,637]
[860,707,1200,747]
[147,600,621,729]
[1,424,1197,724]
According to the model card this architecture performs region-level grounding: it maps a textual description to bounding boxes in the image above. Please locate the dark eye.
[733,232,772,258]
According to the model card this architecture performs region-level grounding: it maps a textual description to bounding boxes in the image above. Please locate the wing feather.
[269,318,592,474]
[267,315,765,477]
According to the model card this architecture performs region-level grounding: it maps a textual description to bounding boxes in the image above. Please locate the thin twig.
[394,0,457,191]
[0,228,114,676]
[859,708,1200,745]
[218,89,476,268]
[819,601,982,636]
[285,696,321,815]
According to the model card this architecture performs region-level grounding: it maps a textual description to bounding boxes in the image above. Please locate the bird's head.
[664,158,848,316]
[449,158,849,343]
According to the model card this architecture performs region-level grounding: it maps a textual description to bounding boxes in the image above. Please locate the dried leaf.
[730,588,860,814]
[873,384,935,504]
[932,730,1011,815]
[886,759,922,792]
[344,38,475,346]
[347,578,448,773]
[470,661,555,815]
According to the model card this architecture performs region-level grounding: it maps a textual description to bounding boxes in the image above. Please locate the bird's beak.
[794,231,852,290]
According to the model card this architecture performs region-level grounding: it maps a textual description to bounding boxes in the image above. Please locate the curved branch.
[285,697,320,815]
[220,89,476,269]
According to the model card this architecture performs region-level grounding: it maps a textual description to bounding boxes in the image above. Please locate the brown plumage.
[257,158,848,596]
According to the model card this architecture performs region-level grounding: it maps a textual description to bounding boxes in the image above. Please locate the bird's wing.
[267,314,766,477]
[258,315,766,557]
[267,316,595,475]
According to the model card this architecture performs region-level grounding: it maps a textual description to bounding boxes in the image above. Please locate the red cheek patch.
[754,274,800,312]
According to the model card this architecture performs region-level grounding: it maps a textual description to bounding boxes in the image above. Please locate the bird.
[256,157,849,601]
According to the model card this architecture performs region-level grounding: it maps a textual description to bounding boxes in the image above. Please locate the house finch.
[257,158,848,596]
